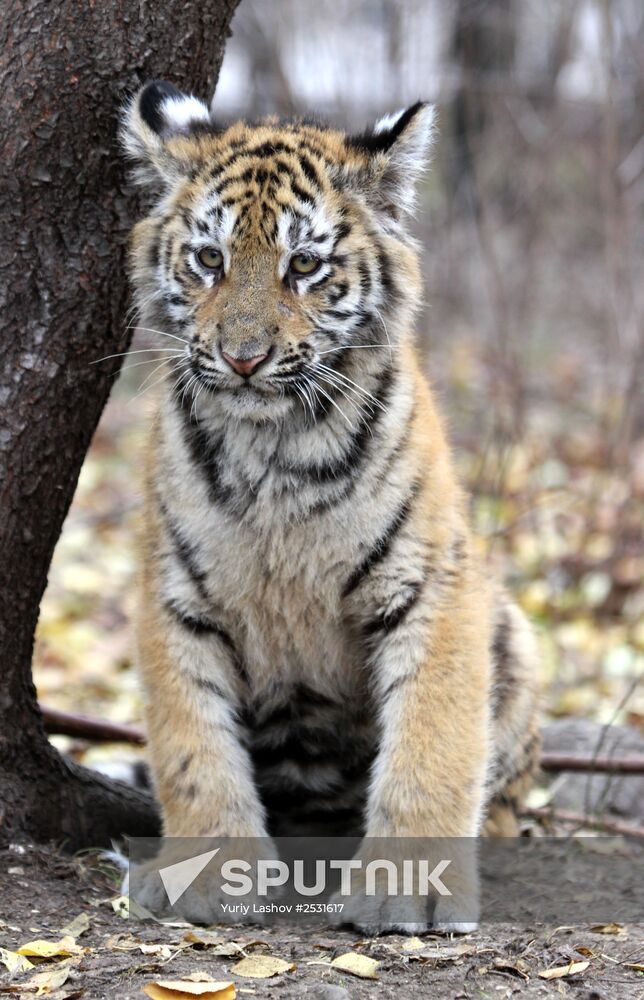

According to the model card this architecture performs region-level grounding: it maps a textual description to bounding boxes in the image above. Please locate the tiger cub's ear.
[120,80,215,187]
[346,102,436,220]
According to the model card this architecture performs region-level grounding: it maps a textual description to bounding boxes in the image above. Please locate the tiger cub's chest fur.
[157,389,405,693]
[156,402,383,835]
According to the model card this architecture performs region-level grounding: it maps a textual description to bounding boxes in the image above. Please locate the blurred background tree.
[31,0,643,808]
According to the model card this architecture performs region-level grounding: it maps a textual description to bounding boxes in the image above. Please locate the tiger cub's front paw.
[128,839,276,926]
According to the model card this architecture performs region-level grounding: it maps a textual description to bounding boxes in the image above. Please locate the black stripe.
[289,176,314,205]
[380,671,417,700]
[342,487,417,598]
[328,281,349,305]
[166,600,250,688]
[165,601,235,649]
[363,582,422,636]
[172,384,236,510]
[357,257,372,295]
[288,364,394,485]
[333,222,351,247]
[157,496,210,604]
[374,242,402,306]
[298,153,323,189]
[215,165,254,194]
[194,676,226,699]
[491,606,516,718]
[148,240,161,271]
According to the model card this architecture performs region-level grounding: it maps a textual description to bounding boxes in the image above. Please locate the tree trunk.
[0,0,240,850]
[449,0,517,201]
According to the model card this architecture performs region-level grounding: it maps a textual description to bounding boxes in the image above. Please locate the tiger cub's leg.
[340,536,493,933]
[130,577,269,921]
[485,598,541,836]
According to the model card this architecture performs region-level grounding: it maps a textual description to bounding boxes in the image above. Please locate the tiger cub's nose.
[221,351,269,377]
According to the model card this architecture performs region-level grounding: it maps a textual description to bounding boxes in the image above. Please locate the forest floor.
[1,844,643,1000]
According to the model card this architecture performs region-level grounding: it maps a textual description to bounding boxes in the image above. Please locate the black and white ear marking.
[120,80,213,187]
[347,102,436,218]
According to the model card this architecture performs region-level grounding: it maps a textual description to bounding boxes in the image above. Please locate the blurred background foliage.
[35,0,643,769]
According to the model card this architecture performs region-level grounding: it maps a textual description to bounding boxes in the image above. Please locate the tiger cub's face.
[122,82,435,422]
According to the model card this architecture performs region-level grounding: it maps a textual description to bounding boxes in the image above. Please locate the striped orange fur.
[120,83,540,932]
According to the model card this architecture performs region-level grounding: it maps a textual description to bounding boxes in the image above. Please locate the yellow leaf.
[231,956,295,979]
[142,981,236,1000]
[330,953,380,980]
[17,937,82,959]
[590,922,624,935]
[0,947,34,973]
[59,913,90,939]
[538,960,590,980]
[401,936,424,952]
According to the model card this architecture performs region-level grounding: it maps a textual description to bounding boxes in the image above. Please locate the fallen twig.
[39,705,644,780]
[540,752,644,775]
[40,704,146,745]
[522,806,644,838]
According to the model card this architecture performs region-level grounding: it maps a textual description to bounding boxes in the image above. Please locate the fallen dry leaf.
[18,963,71,995]
[538,960,590,980]
[142,981,236,1000]
[492,959,529,981]
[139,944,173,959]
[182,932,221,948]
[625,963,644,973]
[589,922,625,935]
[58,914,89,940]
[405,943,477,963]
[105,933,142,952]
[16,938,82,960]
[0,948,34,974]
[231,956,294,979]
[330,953,380,980]
[183,933,250,958]
[400,936,424,952]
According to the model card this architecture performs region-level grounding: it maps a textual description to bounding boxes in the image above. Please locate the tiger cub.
[121,82,540,932]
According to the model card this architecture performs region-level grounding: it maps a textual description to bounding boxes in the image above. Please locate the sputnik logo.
[158,847,220,905]
[156,846,454,904]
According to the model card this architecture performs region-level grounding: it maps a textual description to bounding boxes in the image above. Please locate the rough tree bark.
[0,0,240,850]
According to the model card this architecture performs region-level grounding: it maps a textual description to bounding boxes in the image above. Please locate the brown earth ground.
[0,845,642,1000]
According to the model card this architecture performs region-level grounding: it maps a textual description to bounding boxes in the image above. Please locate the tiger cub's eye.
[289,253,320,276]
[196,247,223,270]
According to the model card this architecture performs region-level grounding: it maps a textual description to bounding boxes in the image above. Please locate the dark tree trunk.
[0,0,240,850]
[449,0,517,202]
